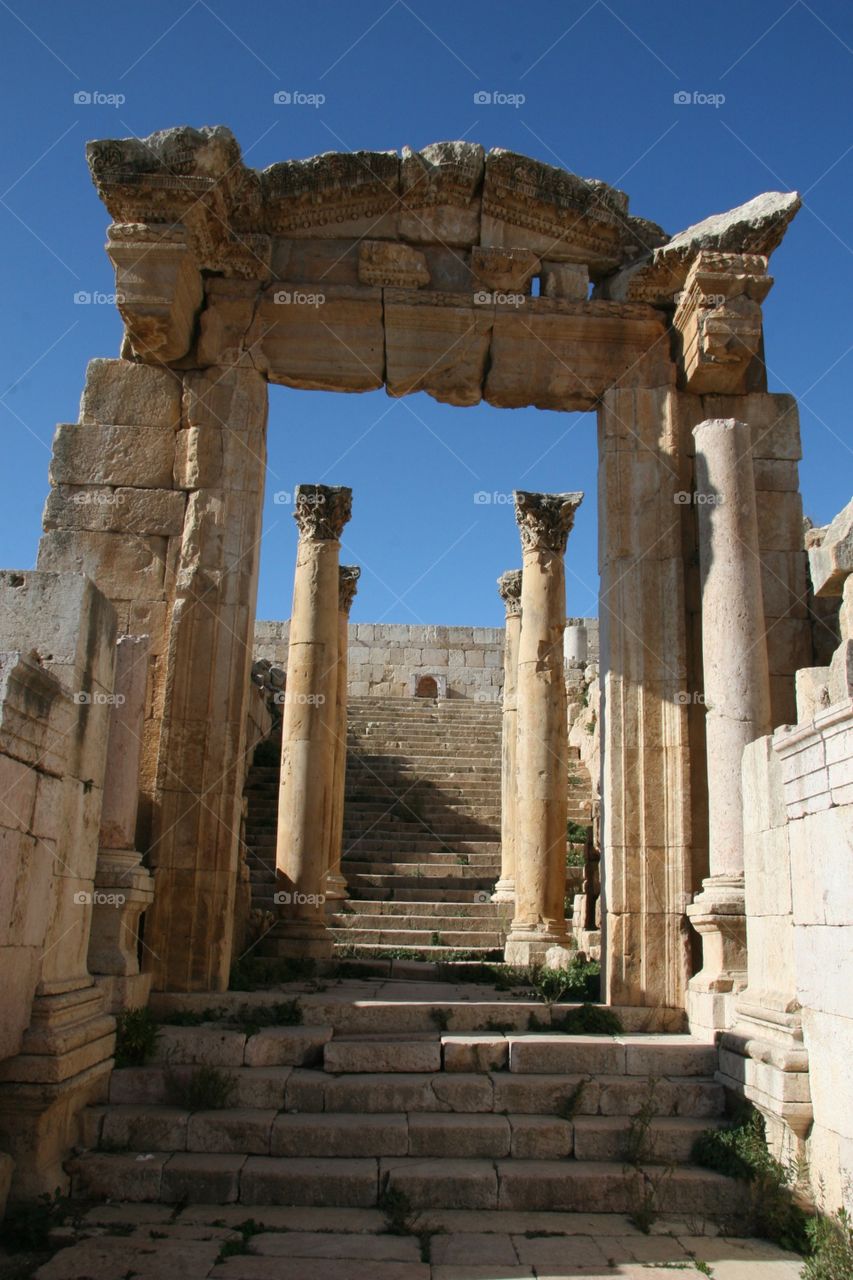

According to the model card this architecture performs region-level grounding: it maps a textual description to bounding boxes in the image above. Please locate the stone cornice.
[514,491,584,555]
[293,485,352,542]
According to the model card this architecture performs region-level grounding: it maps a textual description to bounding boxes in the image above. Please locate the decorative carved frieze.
[358,241,429,288]
[293,484,352,542]
[514,490,584,554]
[471,246,539,292]
[260,150,400,237]
[106,222,203,363]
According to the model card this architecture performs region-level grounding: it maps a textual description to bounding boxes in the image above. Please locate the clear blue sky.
[1,1,851,627]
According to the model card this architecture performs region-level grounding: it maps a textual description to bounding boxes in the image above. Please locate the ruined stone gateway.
[0,125,851,1245]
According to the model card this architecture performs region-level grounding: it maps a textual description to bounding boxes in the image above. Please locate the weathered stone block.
[49,424,177,490]
[79,359,181,428]
[37,530,169,602]
[43,486,186,536]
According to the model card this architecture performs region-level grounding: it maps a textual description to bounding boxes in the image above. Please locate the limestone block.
[241,1155,379,1207]
[442,1036,508,1073]
[358,241,429,288]
[152,1026,247,1067]
[182,366,268,436]
[381,1156,497,1209]
[799,1009,853,1141]
[756,490,804,552]
[107,223,203,363]
[0,571,117,697]
[485,300,672,411]
[384,290,492,406]
[766,618,813,676]
[400,141,484,246]
[49,424,177,490]
[795,925,853,1021]
[262,148,401,240]
[244,1026,332,1067]
[271,1113,408,1159]
[788,807,853,928]
[43,486,186,537]
[760,551,808,619]
[38,530,169,601]
[808,497,853,596]
[754,459,799,491]
[408,1114,510,1158]
[541,262,589,300]
[508,1035,625,1075]
[702,392,801,461]
[259,283,383,391]
[196,279,262,368]
[186,1109,274,1155]
[271,238,360,286]
[481,149,629,274]
[79,358,181,428]
[471,247,538,292]
[509,1114,573,1159]
[160,1153,244,1204]
[102,1106,189,1152]
[742,736,787,835]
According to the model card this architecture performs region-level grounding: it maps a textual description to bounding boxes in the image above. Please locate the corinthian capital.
[497,569,523,617]
[339,564,360,614]
[293,484,352,541]
[514,490,583,555]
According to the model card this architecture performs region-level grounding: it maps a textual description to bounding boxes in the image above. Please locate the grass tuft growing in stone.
[114,1006,160,1067]
[167,1064,237,1110]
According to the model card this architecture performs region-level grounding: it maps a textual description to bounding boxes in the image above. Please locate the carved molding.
[293,484,352,541]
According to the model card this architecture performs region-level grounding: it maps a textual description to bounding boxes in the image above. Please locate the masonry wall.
[255,618,600,700]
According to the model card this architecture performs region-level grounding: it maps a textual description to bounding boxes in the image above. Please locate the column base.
[94,972,152,1013]
[686,875,747,1033]
[324,870,348,902]
[264,919,334,961]
[504,923,571,967]
[491,878,515,904]
[0,983,115,1198]
[717,993,813,1157]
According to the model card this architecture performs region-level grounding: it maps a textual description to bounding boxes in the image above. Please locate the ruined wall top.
[85,125,801,301]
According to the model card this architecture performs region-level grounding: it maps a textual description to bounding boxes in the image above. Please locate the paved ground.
[16,1204,803,1279]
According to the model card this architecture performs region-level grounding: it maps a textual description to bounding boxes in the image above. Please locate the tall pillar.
[88,634,155,1012]
[273,485,352,958]
[687,418,771,1032]
[325,564,360,901]
[492,569,522,904]
[505,491,583,966]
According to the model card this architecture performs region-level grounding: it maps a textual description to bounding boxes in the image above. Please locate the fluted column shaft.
[274,485,352,957]
[505,491,583,966]
[687,419,771,1025]
[325,565,360,900]
[493,570,522,904]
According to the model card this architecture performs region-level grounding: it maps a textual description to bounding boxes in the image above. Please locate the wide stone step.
[333,943,503,959]
[328,928,505,948]
[69,1151,741,1212]
[342,862,500,879]
[347,886,501,902]
[331,900,511,919]
[345,873,497,890]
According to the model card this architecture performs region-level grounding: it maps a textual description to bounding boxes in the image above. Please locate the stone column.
[325,565,360,901]
[88,634,155,1012]
[273,485,352,957]
[687,418,772,1032]
[505,491,583,966]
[492,570,522,904]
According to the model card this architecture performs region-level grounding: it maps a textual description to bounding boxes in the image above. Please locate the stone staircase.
[244,696,598,961]
[71,981,739,1220]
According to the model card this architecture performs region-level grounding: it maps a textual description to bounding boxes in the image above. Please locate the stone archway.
[36,125,806,1011]
[415,675,439,699]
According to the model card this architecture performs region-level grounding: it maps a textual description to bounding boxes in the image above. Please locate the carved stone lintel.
[358,241,429,288]
[497,569,523,616]
[673,251,771,394]
[339,564,361,614]
[471,247,539,293]
[514,491,584,554]
[293,484,352,541]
